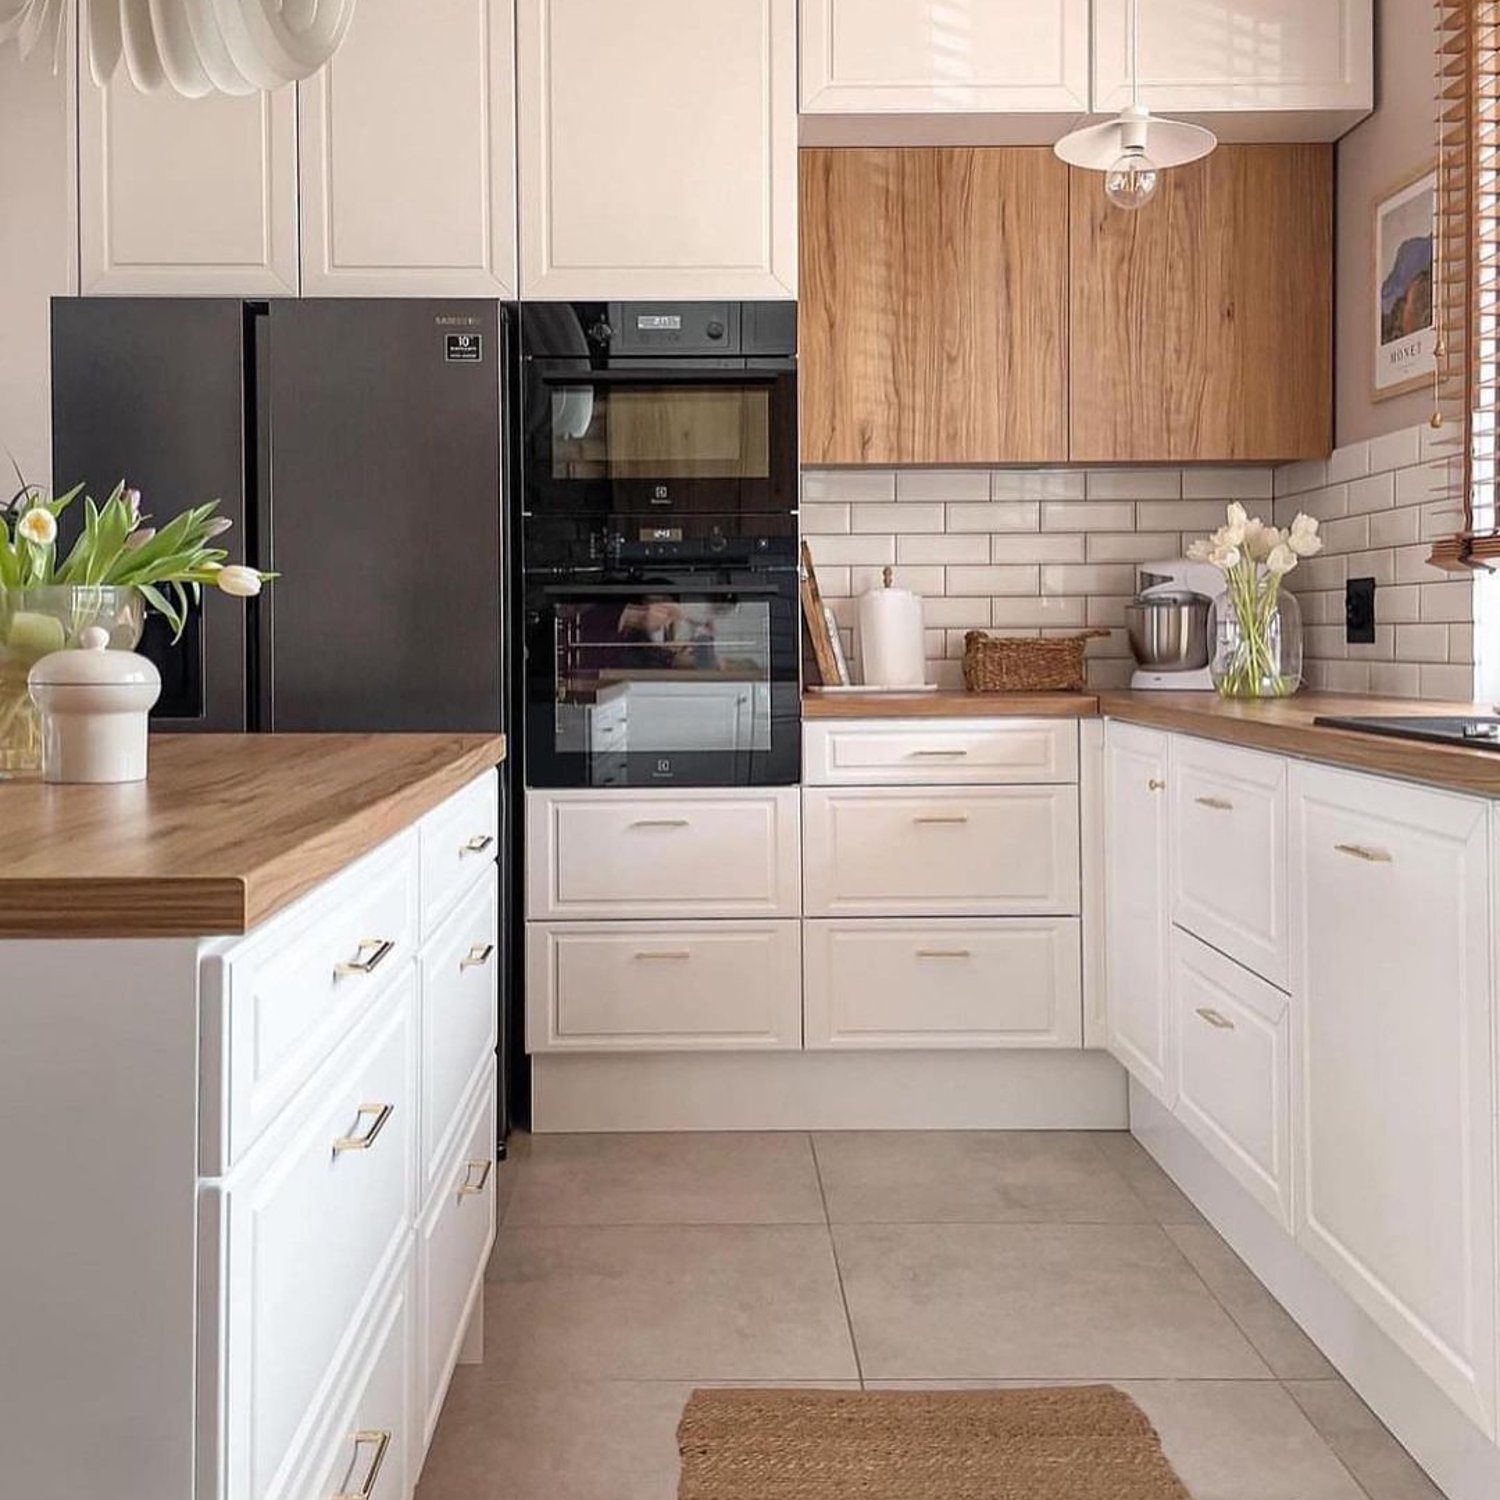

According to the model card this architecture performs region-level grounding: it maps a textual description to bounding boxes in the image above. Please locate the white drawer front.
[417,1068,496,1448]
[1172,928,1291,1229]
[526,788,800,918]
[804,717,1079,785]
[1171,735,1289,989]
[204,831,419,1174]
[526,920,802,1052]
[802,785,1080,916]
[210,977,416,1500]
[420,770,499,939]
[421,869,499,1198]
[804,917,1082,1050]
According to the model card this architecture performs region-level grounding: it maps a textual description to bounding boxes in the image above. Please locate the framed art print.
[1373,165,1437,401]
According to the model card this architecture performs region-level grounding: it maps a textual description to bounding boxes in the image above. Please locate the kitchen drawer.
[420,868,499,1198]
[804,717,1079,786]
[1171,735,1288,989]
[203,976,417,1500]
[1172,928,1291,1229]
[802,785,1080,916]
[420,770,499,939]
[526,920,802,1052]
[525,787,800,919]
[202,829,419,1174]
[804,917,1082,1049]
[417,1065,495,1449]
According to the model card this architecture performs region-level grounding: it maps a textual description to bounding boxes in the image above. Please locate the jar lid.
[28,626,162,689]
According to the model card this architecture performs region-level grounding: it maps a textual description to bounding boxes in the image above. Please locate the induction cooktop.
[1313,715,1500,751]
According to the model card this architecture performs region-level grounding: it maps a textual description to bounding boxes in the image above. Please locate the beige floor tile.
[1285,1379,1448,1500]
[812,1130,1153,1224]
[504,1131,825,1227]
[1093,1132,1208,1225]
[833,1223,1270,1380]
[1165,1222,1337,1379]
[484,1224,858,1381]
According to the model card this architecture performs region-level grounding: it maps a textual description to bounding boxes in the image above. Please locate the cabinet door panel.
[1069,144,1332,462]
[299,0,518,296]
[800,146,1068,465]
[78,79,297,294]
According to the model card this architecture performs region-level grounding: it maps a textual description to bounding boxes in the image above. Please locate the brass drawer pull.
[1148,778,1165,791]
[458,1158,494,1198]
[634,949,691,960]
[460,942,495,971]
[914,814,970,825]
[333,1429,391,1500]
[462,833,495,854]
[333,1103,395,1155]
[917,948,972,959]
[334,938,396,980]
[1195,1007,1236,1031]
[1195,795,1234,811]
[1335,842,1392,864]
[907,748,968,758]
[630,818,689,829]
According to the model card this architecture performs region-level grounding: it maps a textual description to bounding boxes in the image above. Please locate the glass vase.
[1208,585,1303,700]
[0,586,145,777]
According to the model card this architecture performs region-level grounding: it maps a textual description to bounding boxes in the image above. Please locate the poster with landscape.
[1373,167,1437,400]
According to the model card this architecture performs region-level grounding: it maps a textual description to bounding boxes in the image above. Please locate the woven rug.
[676,1386,1192,1500]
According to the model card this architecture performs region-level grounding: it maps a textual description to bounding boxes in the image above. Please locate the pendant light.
[1054,0,1216,210]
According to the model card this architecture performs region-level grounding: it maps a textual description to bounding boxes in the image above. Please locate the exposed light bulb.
[1104,149,1159,211]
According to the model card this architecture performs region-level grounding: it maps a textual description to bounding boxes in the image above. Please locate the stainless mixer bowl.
[1126,593,1211,671]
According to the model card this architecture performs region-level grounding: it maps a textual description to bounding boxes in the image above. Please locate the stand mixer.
[1126,560,1222,691]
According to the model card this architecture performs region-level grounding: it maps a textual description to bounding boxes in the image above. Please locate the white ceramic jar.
[27,627,162,783]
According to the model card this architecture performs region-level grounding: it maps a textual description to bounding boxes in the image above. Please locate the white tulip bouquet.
[1187,503,1322,699]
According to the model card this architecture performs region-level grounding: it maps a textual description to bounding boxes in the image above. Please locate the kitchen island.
[0,733,505,1500]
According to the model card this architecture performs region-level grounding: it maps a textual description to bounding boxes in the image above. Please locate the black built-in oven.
[519,302,800,788]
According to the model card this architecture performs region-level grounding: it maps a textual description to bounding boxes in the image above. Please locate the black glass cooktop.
[1314,715,1500,751]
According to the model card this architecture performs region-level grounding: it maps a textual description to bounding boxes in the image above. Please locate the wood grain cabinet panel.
[1069,143,1332,462]
[799,146,1069,465]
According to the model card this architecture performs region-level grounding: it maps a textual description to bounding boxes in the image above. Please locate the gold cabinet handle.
[460,942,495,971]
[917,948,972,959]
[458,1158,493,1198]
[1195,1007,1236,1031]
[1335,843,1392,864]
[630,818,689,829]
[334,938,396,980]
[462,833,495,855]
[907,748,968,758]
[914,814,970,825]
[332,1429,391,1500]
[1195,795,1234,811]
[634,949,691,960]
[333,1103,395,1154]
[1148,778,1166,791]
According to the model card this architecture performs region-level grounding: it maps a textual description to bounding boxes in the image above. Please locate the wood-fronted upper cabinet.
[78,78,298,295]
[800,0,1089,117]
[299,0,517,296]
[1094,0,1372,139]
[516,0,797,299]
[799,147,1068,465]
[1069,144,1332,463]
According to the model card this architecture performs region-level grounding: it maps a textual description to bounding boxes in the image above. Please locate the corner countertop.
[0,733,506,940]
[804,689,1099,719]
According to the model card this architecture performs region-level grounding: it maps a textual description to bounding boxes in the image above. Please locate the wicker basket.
[961,629,1108,693]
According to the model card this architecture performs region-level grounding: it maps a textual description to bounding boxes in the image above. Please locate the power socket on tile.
[1345,577,1376,645]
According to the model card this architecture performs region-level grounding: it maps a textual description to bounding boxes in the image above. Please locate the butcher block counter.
[804,688,1099,719]
[0,731,505,938]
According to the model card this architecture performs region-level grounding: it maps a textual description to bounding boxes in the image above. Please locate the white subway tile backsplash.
[1367,507,1420,549]
[922,596,992,628]
[851,564,946,596]
[896,470,990,502]
[1394,544,1450,586]
[1274,458,1326,497]
[1419,580,1473,622]
[807,534,896,567]
[1274,484,1347,527]
[1394,623,1448,662]
[1394,462,1445,509]
[1040,501,1135,532]
[1420,663,1476,699]
[1320,514,1369,553]
[802,470,895,502]
[851,502,946,534]
[1450,624,1475,663]
[992,533,1085,564]
[948,564,1041,596]
[800,503,851,535]
[1342,548,1395,588]
[1041,563,1138,596]
[1420,500,1466,541]
[1367,426,1423,474]
[1346,472,1396,514]
[897,534,991,565]
[990,596,1089,628]
[813,565,851,597]
[1180,467,1274,500]
[989,470,1086,501]
[1087,658,1136,689]
[1370,662,1422,696]
[1378,584,1421,623]
[947,501,1040,533]
[1086,469,1182,500]
[1086,532,1183,563]
[1320,660,1373,692]
[1304,624,1347,660]
[1087,595,1134,628]
[1325,441,1370,485]
[1420,420,1462,462]
[1348,626,1395,662]
[1135,499,1248,531]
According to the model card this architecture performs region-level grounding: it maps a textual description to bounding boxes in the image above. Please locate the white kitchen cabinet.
[515,0,797,298]
[78,77,298,295]
[803,717,1078,786]
[1290,763,1495,1434]
[799,0,1089,116]
[299,0,518,296]
[1094,0,1373,140]
[1103,720,1174,1106]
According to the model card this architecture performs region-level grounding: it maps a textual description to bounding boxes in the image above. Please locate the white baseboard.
[1129,1080,1500,1500]
[531,1049,1129,1132]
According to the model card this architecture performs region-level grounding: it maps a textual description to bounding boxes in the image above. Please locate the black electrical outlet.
[1346,576,1376,644]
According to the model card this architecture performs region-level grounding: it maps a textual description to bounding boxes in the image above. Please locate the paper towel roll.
[858,571,927,687]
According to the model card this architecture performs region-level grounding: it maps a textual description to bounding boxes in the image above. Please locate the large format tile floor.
[417,1130,1444,1500]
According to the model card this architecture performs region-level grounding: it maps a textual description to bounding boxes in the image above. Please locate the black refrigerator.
[50,296,520,1137]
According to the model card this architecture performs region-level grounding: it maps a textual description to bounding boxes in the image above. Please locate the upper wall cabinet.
[299,0,518,297]
[78,79,298,295]
[799,147,1068,465]
[516,0,797,299]
[1094,0,1373,140]
[800,0,1089,118]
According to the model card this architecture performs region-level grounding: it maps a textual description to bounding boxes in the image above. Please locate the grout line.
[809,1134,865,1389]
[1279,1379,1388,1500]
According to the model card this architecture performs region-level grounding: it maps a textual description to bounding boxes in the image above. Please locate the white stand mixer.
[1127,560,1223,691]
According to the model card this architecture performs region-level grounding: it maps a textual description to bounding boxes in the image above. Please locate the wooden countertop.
[804,689,1099,719]
[0,733,506,940]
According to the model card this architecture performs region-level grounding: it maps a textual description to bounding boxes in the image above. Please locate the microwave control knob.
[705,320,725,341]
[587,319,613,345]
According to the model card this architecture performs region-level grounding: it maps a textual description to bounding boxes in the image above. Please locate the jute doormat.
[676,1386,1192,1500]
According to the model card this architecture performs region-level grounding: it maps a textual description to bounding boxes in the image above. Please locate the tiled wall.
[801,465,1277,690]
[1273,422,1476,700]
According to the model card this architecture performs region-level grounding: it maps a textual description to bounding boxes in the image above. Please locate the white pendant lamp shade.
[1053,105,1217,173]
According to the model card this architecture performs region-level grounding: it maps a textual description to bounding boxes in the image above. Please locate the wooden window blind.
[1431,0,1500,569]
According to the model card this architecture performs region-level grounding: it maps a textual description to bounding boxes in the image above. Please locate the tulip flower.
[17,507,56,546]
[215,564,263,598]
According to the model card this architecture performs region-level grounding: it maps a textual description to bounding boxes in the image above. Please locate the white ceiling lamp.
[1054,0,1216,211]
